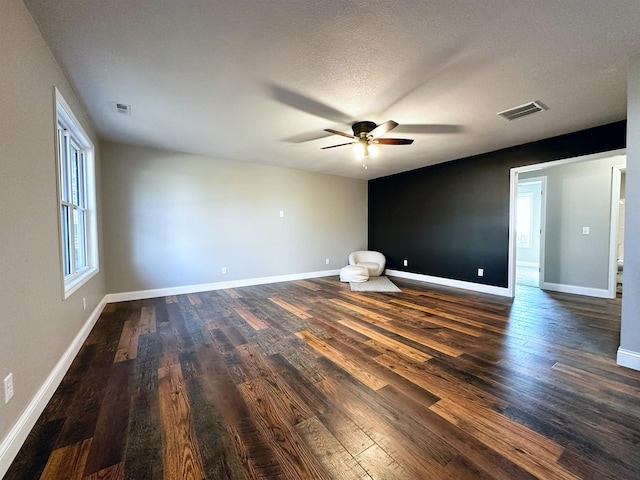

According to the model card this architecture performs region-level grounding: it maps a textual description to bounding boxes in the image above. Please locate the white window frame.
[55,88,98,298]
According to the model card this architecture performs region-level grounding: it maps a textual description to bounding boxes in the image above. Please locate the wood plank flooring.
[6,277,640,479]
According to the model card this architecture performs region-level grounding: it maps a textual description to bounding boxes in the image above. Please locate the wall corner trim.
[104,269,341,303]
[385,269,512,297]
[617,348,640,372]
[0,299,107,478]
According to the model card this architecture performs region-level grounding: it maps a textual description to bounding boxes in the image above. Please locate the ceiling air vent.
[110,102,132,115]
[498,101,548,121]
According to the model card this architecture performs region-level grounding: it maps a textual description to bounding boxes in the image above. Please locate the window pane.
[78,152,86,208]
[59,129,70,202]
[71,146,80,205]
[516,194,532,248]
[73,208,87,270]
[61,205,71,277]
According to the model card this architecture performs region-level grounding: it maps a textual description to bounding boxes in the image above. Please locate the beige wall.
[101,142,368,294]
[0,0,105,457]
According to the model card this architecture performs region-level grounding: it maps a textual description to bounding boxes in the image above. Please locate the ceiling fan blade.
[374,138,414,145]
[283,131,333,143]
[269,84,352,124]
[368,120,399,138]
[321,142,356,149]
[394,124,464,135]
[325,128,356,139]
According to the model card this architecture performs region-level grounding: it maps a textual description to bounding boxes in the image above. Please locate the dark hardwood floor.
[5,276,640,479]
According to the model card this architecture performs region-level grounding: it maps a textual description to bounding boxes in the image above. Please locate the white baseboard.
[385,269,511,297]
[0,299,107,478]
[540,281,614,299]
[617,348,640,372]
[105,269,341,303]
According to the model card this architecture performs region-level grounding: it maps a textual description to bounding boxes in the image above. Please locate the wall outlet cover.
[4,373,14,403]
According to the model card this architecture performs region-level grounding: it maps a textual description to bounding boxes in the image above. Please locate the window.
[516,191,533,248]
[55,89,98,298]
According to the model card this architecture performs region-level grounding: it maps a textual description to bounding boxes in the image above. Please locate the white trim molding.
[385,269,511,297]
[617,348,640,371]
[539,281,614,299]
[105,269,341,303]
[0,299,107,478]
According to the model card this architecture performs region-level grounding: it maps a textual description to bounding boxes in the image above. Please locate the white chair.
[348,250,386,277]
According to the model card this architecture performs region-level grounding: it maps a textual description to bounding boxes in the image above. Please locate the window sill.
[63,266,99,299]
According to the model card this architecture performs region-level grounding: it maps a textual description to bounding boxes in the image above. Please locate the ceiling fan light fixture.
[368,143,379,157]
[323,120,413,170]
[353,140,367,160]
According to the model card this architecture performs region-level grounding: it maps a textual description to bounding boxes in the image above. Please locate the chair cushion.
[340,265,370,283]
[356,261,380,275]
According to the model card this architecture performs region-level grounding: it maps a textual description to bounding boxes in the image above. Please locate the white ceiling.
[24,0,640,180]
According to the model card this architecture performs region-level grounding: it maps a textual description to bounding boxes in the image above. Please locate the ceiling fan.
[322,120,413,168]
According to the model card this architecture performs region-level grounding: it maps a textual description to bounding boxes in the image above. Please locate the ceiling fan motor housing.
[352,121,377,138]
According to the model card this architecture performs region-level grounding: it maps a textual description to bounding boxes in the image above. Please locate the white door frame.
[507,148,626,298]
[608,165,626,296]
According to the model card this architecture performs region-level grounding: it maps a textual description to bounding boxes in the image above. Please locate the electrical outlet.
[403,259,408,267]
[221,267,227,275]
[279,210,284,218]
[325,258,329,265]
[478,268,484,277]
[4,373,14,403]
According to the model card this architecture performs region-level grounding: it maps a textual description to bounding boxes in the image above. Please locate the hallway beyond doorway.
[516,265,539,287]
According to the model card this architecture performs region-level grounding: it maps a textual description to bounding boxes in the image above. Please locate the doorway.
[609,166,626,295]
[515,179,544,287]
[507,148,627,298]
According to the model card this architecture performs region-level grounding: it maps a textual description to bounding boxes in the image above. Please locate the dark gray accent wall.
[369,121,626,287]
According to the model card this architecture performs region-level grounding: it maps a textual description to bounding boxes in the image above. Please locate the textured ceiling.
[24,0,640,179]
